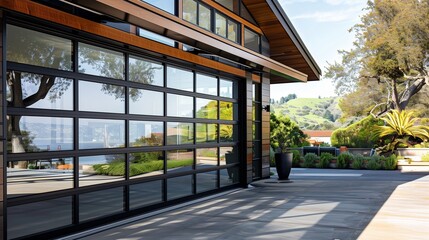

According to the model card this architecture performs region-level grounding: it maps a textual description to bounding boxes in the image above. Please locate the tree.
[325,0,429,118]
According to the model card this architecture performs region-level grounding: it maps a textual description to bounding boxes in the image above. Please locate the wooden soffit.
[67,0,309,82]
[242,0,322,83]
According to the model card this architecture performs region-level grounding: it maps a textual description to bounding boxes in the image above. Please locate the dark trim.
[2,12,9,240]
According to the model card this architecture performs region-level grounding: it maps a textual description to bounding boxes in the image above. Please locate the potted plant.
[270,114,304,180]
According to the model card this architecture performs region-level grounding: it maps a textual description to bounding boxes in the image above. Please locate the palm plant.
[376,110,429,155]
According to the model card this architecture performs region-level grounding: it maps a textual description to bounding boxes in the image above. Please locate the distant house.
[304,130,334,146]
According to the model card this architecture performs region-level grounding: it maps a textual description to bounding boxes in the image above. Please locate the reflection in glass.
[79,119,125,149]
[196,148,218,169]
[79,81,125,113]
[129,88,163,116]
[7,197,72,239]
[244,28,260,53]
[167,94,194,117]
[7,25,73,71]
[197,171,217,193]
[129,56,164,86]
[183,0,197,24]
[220,124,235,142]
[167,122,194,145]
[167,175,193,200]
[227,20,238,42]
[220,167,239,186]
[167,66,193,91]
[79,155,125,187]
[79,187,124,222]
[130,121,163,147]
[199,4,211,30]
[196,74,217,96]
[130,151,164,179]
[130,181,163,209]
[141,0,176,14]
[220,101,234,120]
[215,13,227,37]
[167,149,194,172]
[6,71,73,110]
[7,158,74,197]
[7,116,73,153]
[196,123,217,143]
[138,28,176,47]
[220,146,238,165]
[220,79,233,98]
[78,42,125,80]
[196,98,218,119]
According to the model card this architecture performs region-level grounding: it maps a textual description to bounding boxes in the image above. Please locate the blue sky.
[270,0,367,100]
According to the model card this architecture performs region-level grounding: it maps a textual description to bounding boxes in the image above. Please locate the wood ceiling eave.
[242,0,321,82]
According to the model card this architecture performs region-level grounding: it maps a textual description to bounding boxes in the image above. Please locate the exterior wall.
[245,72,253,185]
[261,73,270,178]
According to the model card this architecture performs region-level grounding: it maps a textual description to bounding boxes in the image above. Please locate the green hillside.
[272,97,341,130]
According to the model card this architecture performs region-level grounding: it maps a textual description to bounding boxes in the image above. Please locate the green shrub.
[422,153,429,162]
[302,153,318,168]
[291,150,301,167]
[367,156,382,170]
[317,152,332,168]
[382,155,397,170]
[337,152,353,169]
[351,154,364,169]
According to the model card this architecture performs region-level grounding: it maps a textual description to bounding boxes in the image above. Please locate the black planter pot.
[275,152,293,180]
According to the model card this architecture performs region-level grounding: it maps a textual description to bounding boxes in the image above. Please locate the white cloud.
[291,7,362,22]
[325,0,364,6]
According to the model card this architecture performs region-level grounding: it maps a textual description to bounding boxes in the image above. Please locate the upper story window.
[215,12,238,43]
[141,0,176,15]
[183,0,212,31]
[244,27,260,53]
[215,0,258,25]
[138,28,176,47]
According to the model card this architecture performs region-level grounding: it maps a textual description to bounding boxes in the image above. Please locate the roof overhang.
[242,0,322,83]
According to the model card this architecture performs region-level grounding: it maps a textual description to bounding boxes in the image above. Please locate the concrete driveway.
[66,168,429,240]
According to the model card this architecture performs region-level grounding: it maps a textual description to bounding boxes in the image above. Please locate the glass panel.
[196,148,218,169]
[79,155,125,187]
[244,28,260,53]
[7,197,72,239]
[220,167,239,186]
[138,28,176,47]
[183,0,197,24]
[130,151,164,179]
[79,187,124,222]
[130,180,163,209]
[215,13,227,37]
[199,4,211,30]
[240,2,258,25]
[167,149,194,172]
[167,94,194,117]
[78,42,125,80]
[215,0,235,12]
[79,119,125,149]
[166,122,194,145]
[167,66,193,91]
[196,98,218,119]
[220,101,234,120]
[196,73,217,96]
[129,88,164,116]
[141,0,176,14]
[6,25,72,71]
[196,123,217,143]
[220,124,235,142]
[129,121,163,147]
[79,80,125,113]
[220,79,233,98]
[6,71,73,110]
[129,56,164,86]
[7,116,73,153]
[227,20,238,42]
[167,175,193,200]
[7,158,74,198]
[220,146,238,165]
[197,171,217,193]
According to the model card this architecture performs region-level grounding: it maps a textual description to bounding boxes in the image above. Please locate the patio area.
[62,168,429,240]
